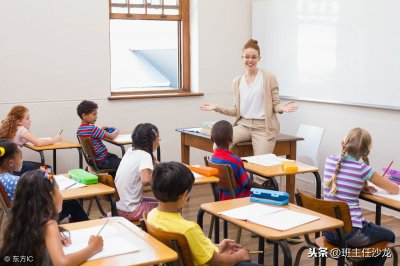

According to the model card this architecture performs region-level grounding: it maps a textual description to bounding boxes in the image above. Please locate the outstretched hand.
[217,239,242,254]
[281,100,299,113]
[200,103,217,111]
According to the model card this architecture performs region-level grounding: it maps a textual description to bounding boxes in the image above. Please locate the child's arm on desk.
[23,131,62,146]
[103,128,119,140]
[369,172,400,194]
[45,220,103,266]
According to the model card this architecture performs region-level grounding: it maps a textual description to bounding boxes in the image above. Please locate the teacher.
[200,39,298,155]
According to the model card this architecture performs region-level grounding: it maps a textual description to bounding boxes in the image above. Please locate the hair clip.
[0,147,5,157]
[39,167,54,183]
[151,128,158,136]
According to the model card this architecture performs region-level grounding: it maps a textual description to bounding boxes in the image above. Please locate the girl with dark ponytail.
[115,123,160,222]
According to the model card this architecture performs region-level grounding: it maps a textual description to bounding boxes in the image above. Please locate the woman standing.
[200,39,298,155]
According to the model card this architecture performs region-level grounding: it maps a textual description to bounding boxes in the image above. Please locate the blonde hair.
[0,105,29,140]
[325,128,372,195]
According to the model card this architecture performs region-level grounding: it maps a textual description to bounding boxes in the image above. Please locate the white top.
[115,149,153,212]
[239,70,265,119]
[13,126,28,147]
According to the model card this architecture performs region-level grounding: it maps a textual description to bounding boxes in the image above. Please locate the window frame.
[108,0,199,100]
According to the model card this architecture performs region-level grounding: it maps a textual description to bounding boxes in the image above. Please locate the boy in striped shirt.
[210,120,256,200]
[76,100,121,177]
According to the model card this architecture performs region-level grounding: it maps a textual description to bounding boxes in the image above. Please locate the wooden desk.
[103,134,161,161]
[244,162,321,202]
[62,217,178,266]
[24,140,83,174]
[60,176,116,217]
[360,192,400,225]
[197,197,343,266]
[176,128,303,202]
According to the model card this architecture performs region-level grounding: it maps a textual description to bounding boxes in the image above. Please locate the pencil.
[59,129,64,135]
[64,182,77,190]
[382,161,394,177]
[97,220,110,236]
[249,250,263,254]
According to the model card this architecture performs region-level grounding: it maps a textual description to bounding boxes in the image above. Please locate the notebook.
[219,203,320,231]
[114,134,131,143]
[241,154,289,167]
[368,183,400,201]
[54,175,86,190]
[63,224,139,260]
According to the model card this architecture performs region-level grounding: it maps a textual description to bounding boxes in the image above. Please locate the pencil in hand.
[97,220,110,236]
[249,250,263,254]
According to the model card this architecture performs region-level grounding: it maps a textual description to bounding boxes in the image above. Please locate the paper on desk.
[54,175,86,190]
[368,183,400,201]
[191,170,202,178]
[114,134,131,143]
[219,203,284,220]
[63,224,139,260]
[241,154,288,167]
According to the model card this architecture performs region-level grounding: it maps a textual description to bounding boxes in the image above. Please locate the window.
[109,0,193,99]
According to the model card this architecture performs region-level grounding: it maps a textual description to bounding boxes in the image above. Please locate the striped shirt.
[211,149,251,200]
[77,124,108,162]
[323,155,374,228]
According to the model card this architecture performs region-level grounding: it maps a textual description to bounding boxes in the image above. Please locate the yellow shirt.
[147,208,218,266]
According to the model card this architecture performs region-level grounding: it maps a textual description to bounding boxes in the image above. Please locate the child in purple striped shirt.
[323,127,399,266]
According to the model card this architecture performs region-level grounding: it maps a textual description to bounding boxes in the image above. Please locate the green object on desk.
[68,169,98,185]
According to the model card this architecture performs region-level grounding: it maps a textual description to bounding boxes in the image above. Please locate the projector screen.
[252,0,400,109]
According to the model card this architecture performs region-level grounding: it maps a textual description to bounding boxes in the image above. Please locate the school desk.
[60,174,116,217]
[360,192,400,225]
[24,139,83,174]
[103,134,161,161]
[244,162,321,203]
[62,217,178,266]
[197,197,343,266]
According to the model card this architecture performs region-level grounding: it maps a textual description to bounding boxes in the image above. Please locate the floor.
[1,184,399,265]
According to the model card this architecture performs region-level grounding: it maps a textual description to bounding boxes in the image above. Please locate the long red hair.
[0,105,29,140]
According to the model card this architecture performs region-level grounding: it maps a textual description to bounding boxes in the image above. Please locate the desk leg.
[258,237,265,264]
[214,217,220,243]
[181,133,190,164]
[197,209,205,229]
[375,204,382,225]
[38,151,45,165]
[109,194,118,217]
[78,148,83,169]
[286,175,295,203]
[53,150,57,174]
[157,146,161,162]
[273,242,279,266]
[314,172,322,198]
[279,240,292,266]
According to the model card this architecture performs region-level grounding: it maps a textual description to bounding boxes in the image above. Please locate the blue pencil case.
[250,188,289,206]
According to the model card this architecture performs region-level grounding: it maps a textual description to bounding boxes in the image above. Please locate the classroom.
[1,0,400,265]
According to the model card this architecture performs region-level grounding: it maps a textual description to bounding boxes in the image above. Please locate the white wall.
[0,0,252,171]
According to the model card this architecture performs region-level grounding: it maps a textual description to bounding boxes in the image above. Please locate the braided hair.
[131,123,159,161]
[0,105,29,140]
[325,128,372,195]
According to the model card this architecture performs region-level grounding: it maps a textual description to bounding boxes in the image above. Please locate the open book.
[219,203,320,231]
[54,175,86,190]
[63,223,139,260]
[241,154,289,167]
[368,182,400,201]
[114,134,131,143]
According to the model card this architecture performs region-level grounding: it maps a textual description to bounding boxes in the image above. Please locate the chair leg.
[86,198,93,216]
[95,196,107,217]
[223,220,228,239]
[294,245,311,266]
[208,216,215,239]
[236,227,242,244]
[391,247,398,266]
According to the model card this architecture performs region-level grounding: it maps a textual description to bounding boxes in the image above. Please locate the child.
[148,161,263,266]
[76,100,121,176]
[115,123,159,221]
[0,170,103,266]
[0,139,89,223]
[0,105,62,174]
[211,120,265,200]
[323,127,399,266]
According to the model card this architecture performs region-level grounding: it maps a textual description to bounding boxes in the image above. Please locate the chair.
[0,182,11,228]
[77,136,115,216]
[96,173,141,226]
[141,212,194,266]
[296,124,324,192]
[204,156,242,243]
[294,190,399,266]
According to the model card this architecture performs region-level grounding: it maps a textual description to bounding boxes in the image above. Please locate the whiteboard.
[252,0,400,109]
